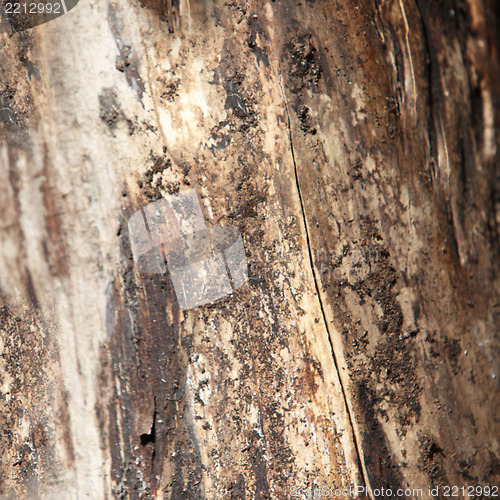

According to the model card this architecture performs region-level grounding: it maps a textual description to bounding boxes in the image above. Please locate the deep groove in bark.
[415,0,439,183]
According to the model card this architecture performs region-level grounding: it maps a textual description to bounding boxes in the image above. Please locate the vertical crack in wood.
[277,72,374,499]
[415,0,441,186]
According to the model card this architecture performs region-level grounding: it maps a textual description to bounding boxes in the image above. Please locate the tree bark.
[0,0,499,498]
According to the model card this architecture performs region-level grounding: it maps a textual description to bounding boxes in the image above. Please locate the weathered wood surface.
[0,0,499,498]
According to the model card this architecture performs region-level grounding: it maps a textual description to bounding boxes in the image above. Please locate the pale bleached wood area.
[0,0,499,498]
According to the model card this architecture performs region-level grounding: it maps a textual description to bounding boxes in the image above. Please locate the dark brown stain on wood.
[40,144,70,278]
[98,201,205,498]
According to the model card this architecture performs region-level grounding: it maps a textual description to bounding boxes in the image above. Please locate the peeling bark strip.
[0,0,499,498]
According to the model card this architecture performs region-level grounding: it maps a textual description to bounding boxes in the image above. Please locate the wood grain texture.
[0,0,499,498]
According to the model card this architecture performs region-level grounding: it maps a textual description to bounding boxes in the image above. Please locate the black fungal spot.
[98,88,122,131]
